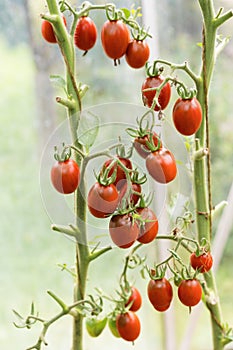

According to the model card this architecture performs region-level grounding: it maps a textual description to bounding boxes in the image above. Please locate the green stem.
[195,1,232,348]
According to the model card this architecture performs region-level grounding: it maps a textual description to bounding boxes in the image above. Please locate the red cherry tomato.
[74,16,97,52]
[134,131,162,159]
[101,20,130,63]
[104,157,132,190]
[142,75,171,111]
[136,207,159,244]
[178,279,202,307]
[116,311,141,342]
[41,15,67,43]
[147,278,173,312]
[88,182,119,218]
[190,251,213,273]
[146,148,177,184]
[109,213,139,248]
[172,97,203,136]
[51,159,80,194]
[118,182,141,206]
[125,39,150,69]
[125,287,142,312]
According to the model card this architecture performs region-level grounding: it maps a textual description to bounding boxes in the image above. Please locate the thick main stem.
[195,1,233,348]
[45,1,90,349]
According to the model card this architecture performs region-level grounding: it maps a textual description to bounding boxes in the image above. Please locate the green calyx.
[53,143,71,162]
[146,61,164,77]
[176,85,197,100]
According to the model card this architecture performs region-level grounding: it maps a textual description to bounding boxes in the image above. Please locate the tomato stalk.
[194,1,233,349]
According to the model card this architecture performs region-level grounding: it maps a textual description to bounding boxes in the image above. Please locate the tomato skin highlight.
[51,159,80,194]
[116,311,141,342]
[178,279,202,307]
[136,207,159,244]
[109,214,139,248]
[147,278,173,312]
[134,131,162,159]
[190,252,213,273]
[125,287,142,312]
[172,97,203,136]
[146,148,177,184]
[142,75,171,111]
[87,182,119,218]
[125,39,150,68]
[41,15,67,43]
[101,20,130,60]
[74,16,97,52]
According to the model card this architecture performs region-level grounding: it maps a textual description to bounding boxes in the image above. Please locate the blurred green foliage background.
[0,0,233,349]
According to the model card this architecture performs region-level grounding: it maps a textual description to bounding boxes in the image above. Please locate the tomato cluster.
[141,67,203,136]
[133,128,177,184]
[41,13,150,68]
[87,156,159,248]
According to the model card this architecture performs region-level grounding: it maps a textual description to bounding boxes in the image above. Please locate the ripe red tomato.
[104,157,132,190]
[136,207,159,244]
[109,213,139,248]
[51,159,80,194]
[125,39,150,69]
[178,279,202,307]
[172,97,203,136]
[116,311,141,342]
[88,182,119,218]
[41,15,67,43]
[101,20,130,63]
[74,16,97,52]
[134,131,162,159]
[190,251,213,273]
[147,278,173,312]
[142,75,171,111]
[118,182,141,206]
[125,287,142,312]
[146,148,177,184]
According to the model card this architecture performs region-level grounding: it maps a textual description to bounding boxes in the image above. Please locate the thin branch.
[214,9,233,28]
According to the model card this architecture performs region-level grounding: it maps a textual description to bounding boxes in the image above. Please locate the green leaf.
[77,111,99,151]
[50,74,66,90]
[121,7,131,19]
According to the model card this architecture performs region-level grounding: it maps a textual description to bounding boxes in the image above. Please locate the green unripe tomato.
[108,316,121,338]
[85,317,107,337]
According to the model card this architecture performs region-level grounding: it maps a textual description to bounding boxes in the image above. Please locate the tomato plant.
[109,213,139,248]
[147,278,173,312]
[125,39,150,69]
[50,158,80,194]
[145,148,177,184]
[116,311,141,342]
[74,16,97,53]
[125,286,142,312]
[190,251,213,273]
[87,182,119,218]
[101,20,130,64]
[137,207,158,244]
[41,15,67,43]
[172,97,203,136]
[18,2,233,350]
[141,75,171,111]
[178,279,202,307]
